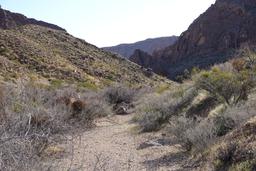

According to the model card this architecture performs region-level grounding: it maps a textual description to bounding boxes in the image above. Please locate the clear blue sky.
[1,0,216,47]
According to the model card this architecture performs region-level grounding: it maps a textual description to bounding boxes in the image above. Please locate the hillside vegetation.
[0,24,171,89]
[132,48,256,170]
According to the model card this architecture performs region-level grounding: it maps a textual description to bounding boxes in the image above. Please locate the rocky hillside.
[131,0,256,79]
[0,8,170,89]
[0,7,65,31]
[103,36,178,58]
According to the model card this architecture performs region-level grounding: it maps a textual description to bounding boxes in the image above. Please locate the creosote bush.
[195,66,256,105]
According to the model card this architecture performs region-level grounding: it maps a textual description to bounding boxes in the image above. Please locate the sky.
[1,0,216,47]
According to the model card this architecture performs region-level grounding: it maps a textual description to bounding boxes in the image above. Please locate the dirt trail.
[53,114,188,171]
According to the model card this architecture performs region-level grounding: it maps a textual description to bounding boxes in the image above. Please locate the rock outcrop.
[130,49,168,75]
[0,7,65,31]
[132,0,256,79]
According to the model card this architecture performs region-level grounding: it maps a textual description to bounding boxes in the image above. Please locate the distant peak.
[0,8,65,31]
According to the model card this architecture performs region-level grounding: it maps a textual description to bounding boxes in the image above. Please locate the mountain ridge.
[103,36,178,58]
[0,7,65,31]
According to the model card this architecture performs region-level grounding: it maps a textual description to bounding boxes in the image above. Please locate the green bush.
[195,67,256,105]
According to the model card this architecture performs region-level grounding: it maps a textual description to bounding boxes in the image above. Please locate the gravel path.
[51,114,188,171]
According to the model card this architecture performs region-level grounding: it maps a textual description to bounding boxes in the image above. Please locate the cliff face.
[0,8,65,31]
[132,0,256,79]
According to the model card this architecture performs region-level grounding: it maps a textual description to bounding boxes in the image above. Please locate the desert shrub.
[212,115,256,171]
[84,97,112,118]
[232,58,246,72]
[191,67,201,75]
[214,143,238,170]
[195,67,256,105]
[155,84,171,94]
[68,95,112,125]
[215,98,256,136]
[213,143,256,171]
[229,160,256,171]
[214,116,235,137]
[136,109,170,132]
[134,87,197,132]
[103,85,138,115]
[186,95,219,118]
[176,67,201,83]
[168,116,195,150]
[104,85,135,105]
[169,96,256,152]
[217,62,235,73]
[238,47,256,69]
[169,116,217,151]
[186,118,218,151]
